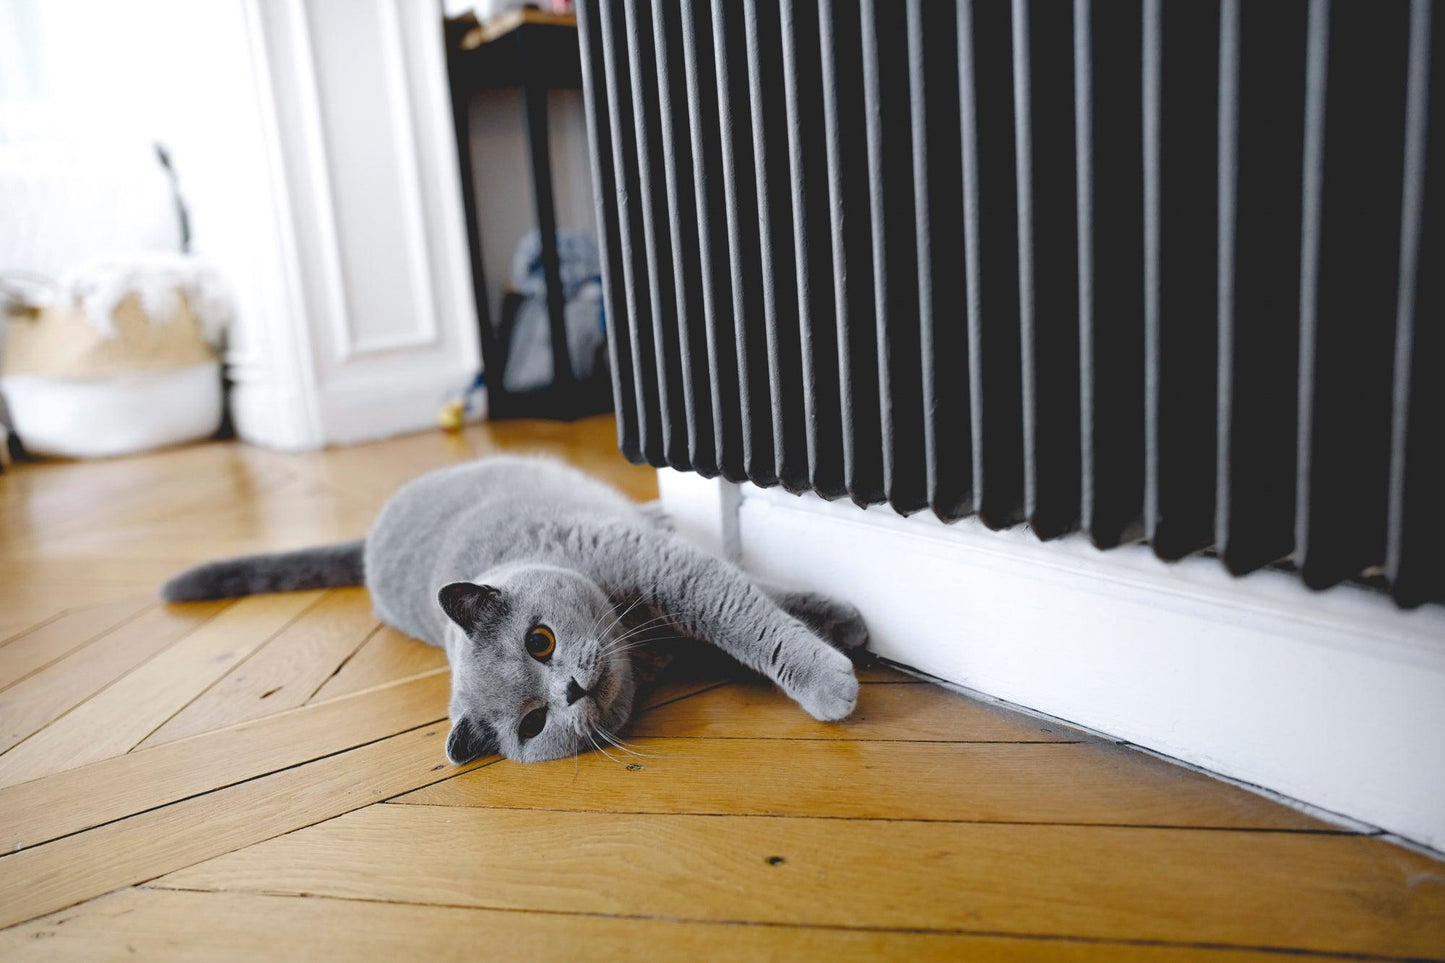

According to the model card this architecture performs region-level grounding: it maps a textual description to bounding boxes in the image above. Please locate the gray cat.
[162,456,867,765]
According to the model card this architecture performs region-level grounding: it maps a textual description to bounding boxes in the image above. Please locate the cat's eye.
[525,624,556,661]
[518,706,547,740]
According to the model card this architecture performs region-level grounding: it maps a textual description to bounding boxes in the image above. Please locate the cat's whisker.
[601,643,662,663]
[592,602,630,649]
[604,724,689,762]
[592,590,638,640]
[604,633,693,656]
[598,630,650,653]
[606,611,682,647]
[595,727,639,755]
[597,594,646,641]
[602,617,685,656]
[597,725,656,759]
[605,644,670,661]
[612,631,689,647]
[586,729,627,767]
[585,597,611,640]
[616,609,677,633]
[616,736,668,761]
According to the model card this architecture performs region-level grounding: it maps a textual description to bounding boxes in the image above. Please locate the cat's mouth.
[575,659,630,734]
[588,663,621,715]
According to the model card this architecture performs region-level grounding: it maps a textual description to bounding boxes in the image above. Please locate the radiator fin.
[1078,0,1147,550]
[622,0,690,470]
[678,0,746,482]
[1143,0,1220,561]
[861,0,927,515]
[961,0,1026,530]
[576,0,637,455]
[910,0,973,521]
[1296,0,1411,591]
[1215,0,1309,576]
[820,0,884,504]
[595,0,663,464]
[1387,0,1444,608]
[781,0,847,498]
[1015,0,1081,539]
[649,0,716,476]
[744,0,810,492]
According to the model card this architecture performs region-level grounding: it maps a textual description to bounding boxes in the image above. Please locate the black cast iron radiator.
[575,0,1442,609]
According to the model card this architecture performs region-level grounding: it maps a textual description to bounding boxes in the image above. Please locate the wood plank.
[0,724,494,930]
[0,461,354,618]
[0,671,450,853]
[393,738,1329,830]
[154,805,1445,958]
[637,678,732,712]
[0,887,1347,962]
[0,564,178,615]
[0,592,323,788]
[630,678,1072,742]
[139,589,380,747]
[0,445,284,548]
[0,608,63,648]
[0,601,229,754]
[0,597,150,692]
[307,624,447,703]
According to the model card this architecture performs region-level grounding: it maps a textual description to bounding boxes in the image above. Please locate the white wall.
[0,0,289,404]
[465,88,597,321]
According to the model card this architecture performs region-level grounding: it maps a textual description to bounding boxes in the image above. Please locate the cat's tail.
[161,539,366,602]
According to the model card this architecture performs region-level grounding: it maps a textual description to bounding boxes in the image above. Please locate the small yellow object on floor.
[437,398,466,432]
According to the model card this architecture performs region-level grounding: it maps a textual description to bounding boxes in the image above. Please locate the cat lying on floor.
[162,457,867,765]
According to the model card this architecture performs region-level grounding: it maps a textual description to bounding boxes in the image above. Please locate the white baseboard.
[232,365,482,451]
[315,367,483,448]
[230,377,324,452]
[657,469,1445,854]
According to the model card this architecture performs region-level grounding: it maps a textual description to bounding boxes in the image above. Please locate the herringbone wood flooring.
[0,417,1441,960]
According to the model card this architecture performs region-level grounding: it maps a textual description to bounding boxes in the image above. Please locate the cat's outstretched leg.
[632,504,867,653]
[760,586,869,653]
[588,526,859,721]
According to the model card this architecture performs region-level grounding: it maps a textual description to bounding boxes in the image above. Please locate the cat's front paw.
[790,645,859,721]
[815,599,868,652]
[781,591,870,652]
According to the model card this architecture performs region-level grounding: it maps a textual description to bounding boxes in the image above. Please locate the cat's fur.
[162,456,866,765]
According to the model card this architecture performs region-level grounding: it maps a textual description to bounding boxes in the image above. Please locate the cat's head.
[437,564,636,764]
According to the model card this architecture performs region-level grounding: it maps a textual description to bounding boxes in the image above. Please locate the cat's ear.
[438,581,502,630]
[445,713,498,765]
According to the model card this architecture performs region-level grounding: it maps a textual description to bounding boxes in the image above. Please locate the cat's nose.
[565,678,588,705]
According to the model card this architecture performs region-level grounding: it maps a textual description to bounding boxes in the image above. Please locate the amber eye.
[518,707,547,740]
[525,625,556,661]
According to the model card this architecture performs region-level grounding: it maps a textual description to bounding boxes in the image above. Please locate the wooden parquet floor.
[0,416,1441,961]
